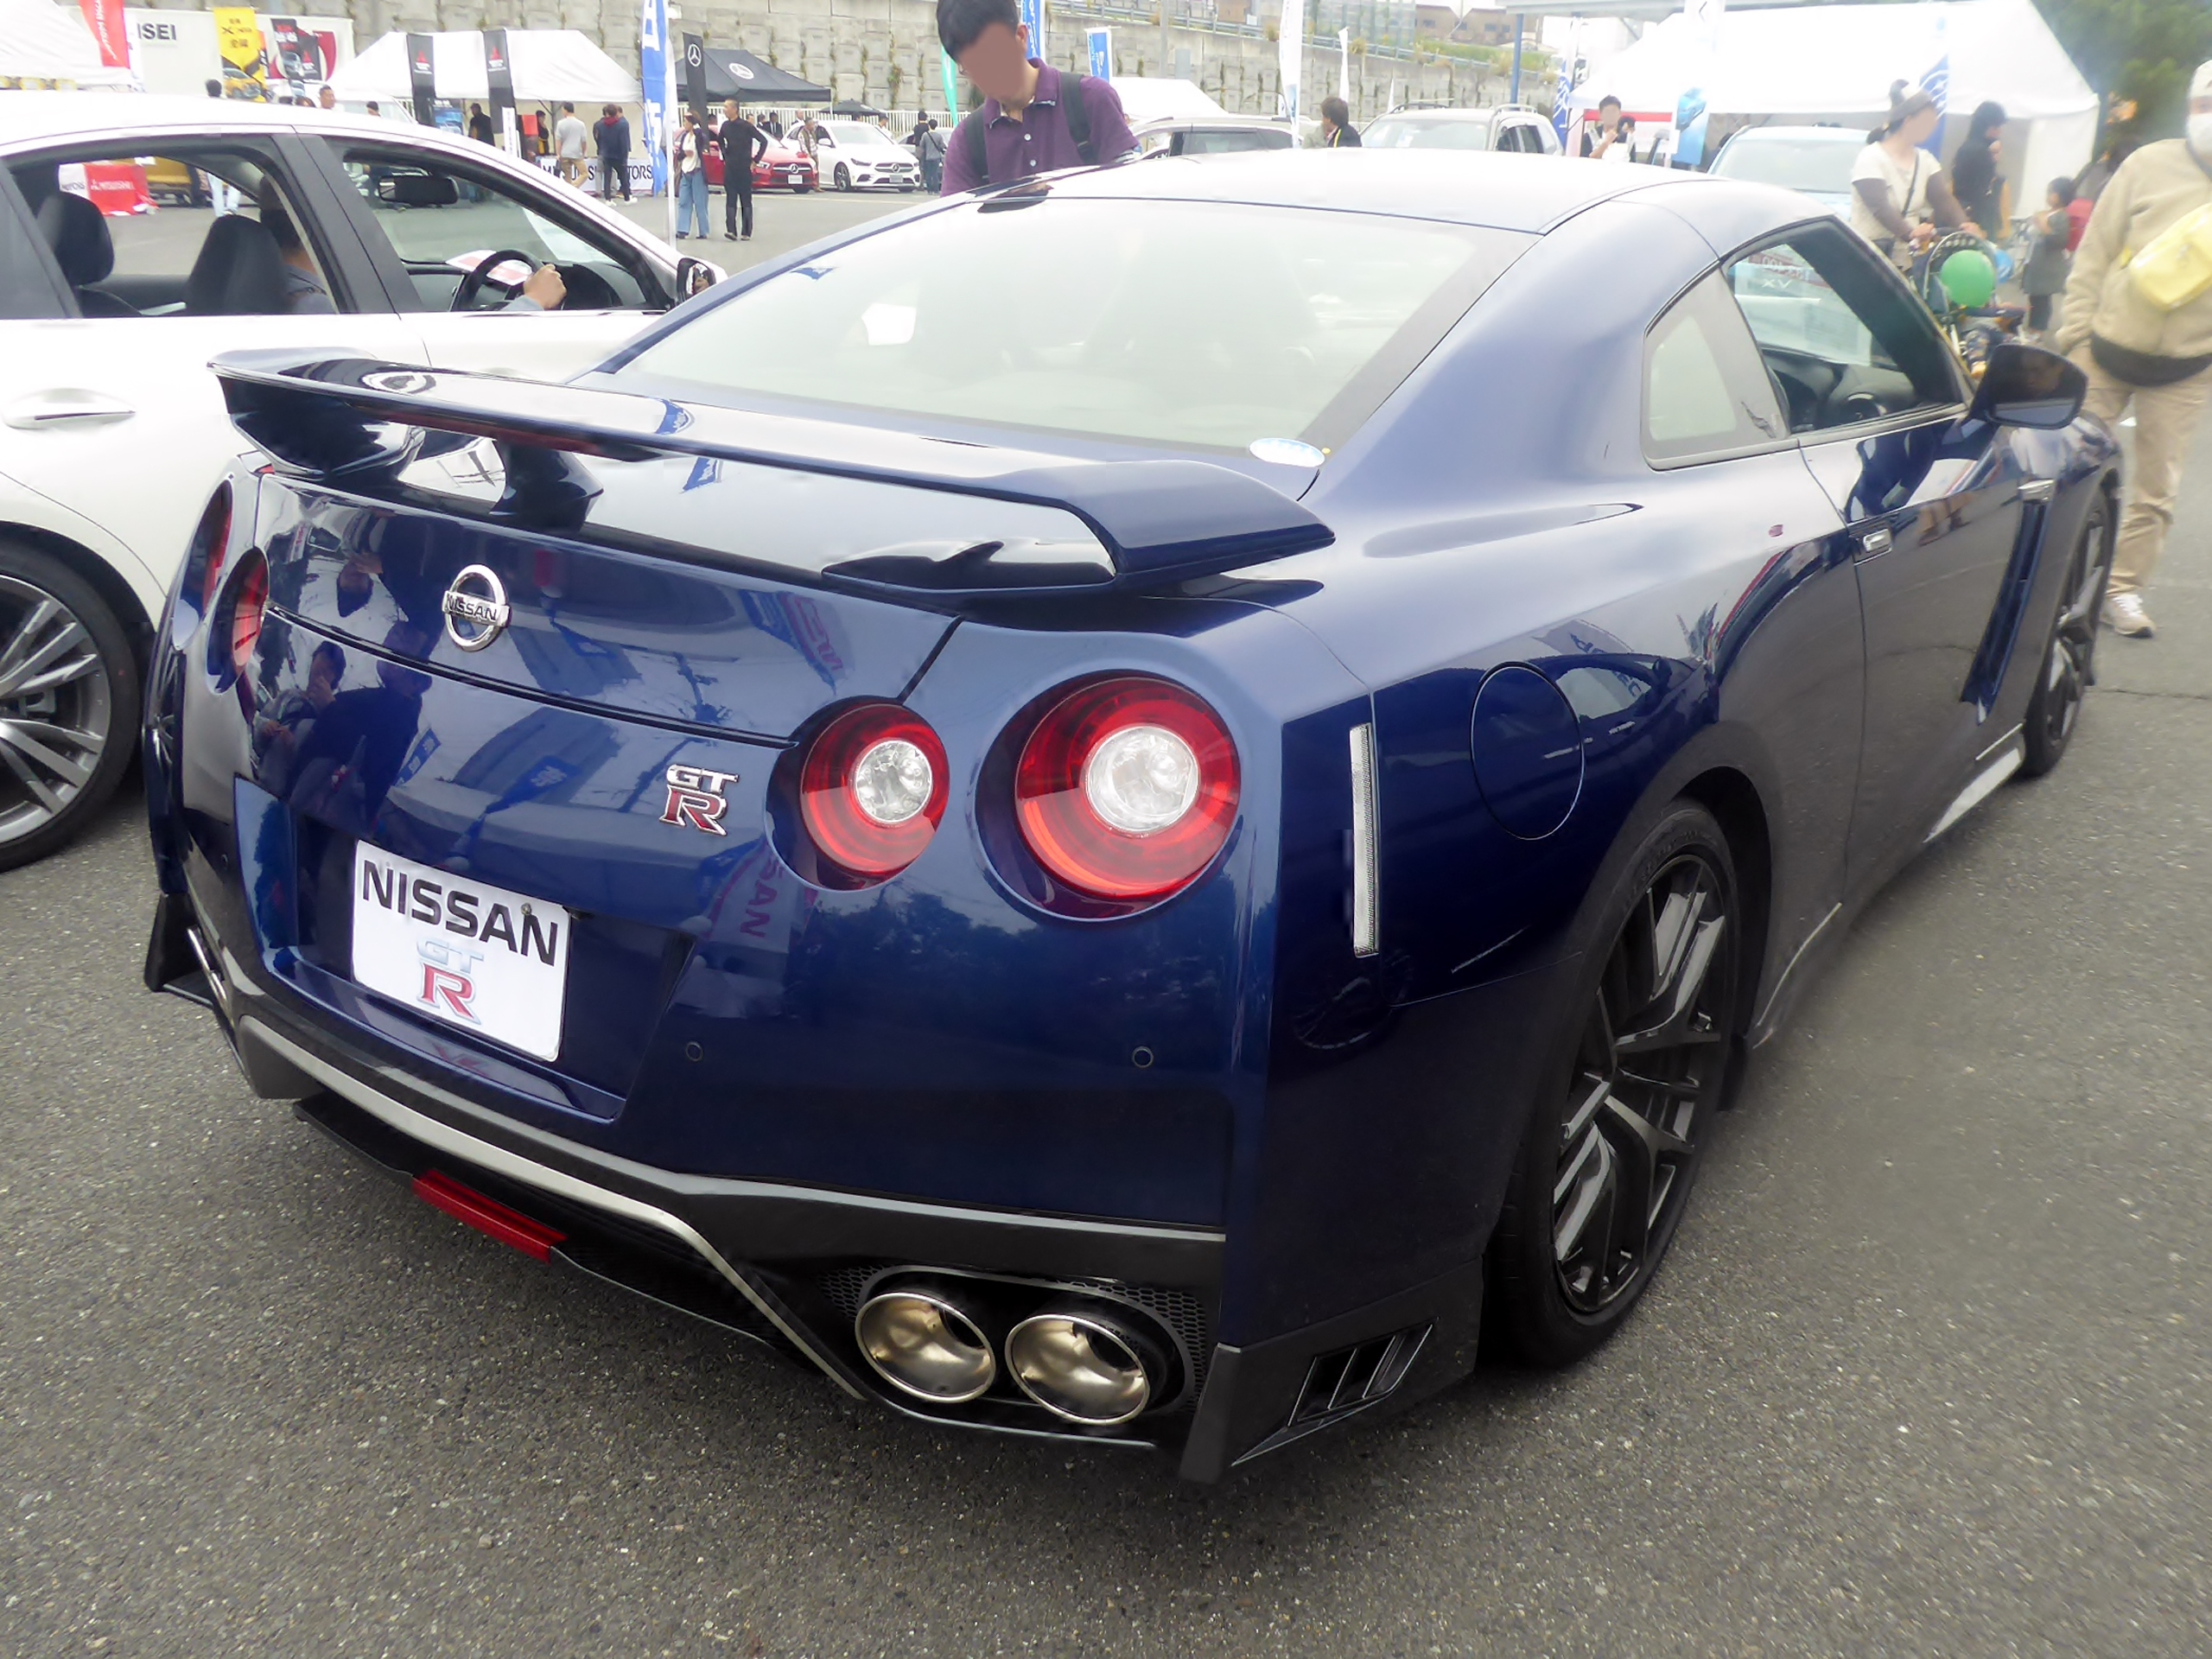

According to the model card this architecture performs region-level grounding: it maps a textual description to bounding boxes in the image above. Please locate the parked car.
[0,92,713,869]
[1361,104,1563,154]
[811,120,921,191]
[1707,124,1866,217]
[147,150,2114,1480]
[1134,117,1296,157]
[703,132,817,194]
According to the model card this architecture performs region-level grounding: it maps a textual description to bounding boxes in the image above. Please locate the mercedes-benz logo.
[441,564,511,652]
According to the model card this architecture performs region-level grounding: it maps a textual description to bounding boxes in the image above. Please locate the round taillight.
[194,486,233,613]
[228,556,267,677]
[798,702,949,886]
[1014,677,1238,901]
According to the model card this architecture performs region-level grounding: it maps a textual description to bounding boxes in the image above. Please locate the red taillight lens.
[228,556,267,676]
[1014,677,1239,902]
[194,486,232,612]
[798,703,950,886]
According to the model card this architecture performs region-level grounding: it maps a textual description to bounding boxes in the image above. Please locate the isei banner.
[74,0,129,70]
[406,31,435,124]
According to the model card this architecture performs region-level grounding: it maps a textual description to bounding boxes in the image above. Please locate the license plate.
[351,846,570,1061]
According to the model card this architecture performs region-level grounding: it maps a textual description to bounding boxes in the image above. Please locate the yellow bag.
[2126,200,2212,312]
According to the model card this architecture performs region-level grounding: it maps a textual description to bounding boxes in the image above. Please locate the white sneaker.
[2103,593,2155,637]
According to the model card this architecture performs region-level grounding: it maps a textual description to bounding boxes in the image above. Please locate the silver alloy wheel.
[0,573,113,848]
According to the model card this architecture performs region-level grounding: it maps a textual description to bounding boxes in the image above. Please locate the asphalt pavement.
[606,185,918,274]
[3,396,2209,1657]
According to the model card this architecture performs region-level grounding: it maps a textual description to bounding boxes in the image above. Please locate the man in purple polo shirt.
[938,0,1137,194]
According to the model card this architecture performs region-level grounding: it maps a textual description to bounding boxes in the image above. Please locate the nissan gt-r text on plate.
[145,151,2115,1479]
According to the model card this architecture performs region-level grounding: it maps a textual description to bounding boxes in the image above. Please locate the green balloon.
[1938,248,1997,309]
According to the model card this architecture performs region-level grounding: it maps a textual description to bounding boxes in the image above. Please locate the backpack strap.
[964,107,987,183]
[1062,73,1096,164]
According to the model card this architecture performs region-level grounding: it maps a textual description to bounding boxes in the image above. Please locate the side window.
[1724,220,1961,435]
[1643,270,1788,464]
[329,143,668,312]
[6,144,339,319]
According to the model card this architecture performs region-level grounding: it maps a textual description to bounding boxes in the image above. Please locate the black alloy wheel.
[0,540,139,872]
[2021,493,2113,778]
[1488,802,1741,1365]
[835,164,850,191]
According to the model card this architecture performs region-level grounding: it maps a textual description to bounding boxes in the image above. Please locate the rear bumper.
[149,886,1485,1478]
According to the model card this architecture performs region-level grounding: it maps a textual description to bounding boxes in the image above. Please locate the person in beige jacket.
[2056,60,2212,639]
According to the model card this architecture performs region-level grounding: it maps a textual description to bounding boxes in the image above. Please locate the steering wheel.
[450,248,543,311]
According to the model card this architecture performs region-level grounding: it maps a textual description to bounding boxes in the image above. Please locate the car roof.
[1008,148,1694,235]
[1371,108,1499,123]
[0,92,432,149]
[1725,125,1866,143]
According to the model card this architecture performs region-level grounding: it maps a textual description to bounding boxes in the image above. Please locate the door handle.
[1857,525,1893,557]
[3,392,137,431]
[2019,478,2056,503]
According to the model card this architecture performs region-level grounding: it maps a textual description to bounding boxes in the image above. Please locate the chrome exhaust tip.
[854,1287,996,1405]
[1003,1306,1163,1427]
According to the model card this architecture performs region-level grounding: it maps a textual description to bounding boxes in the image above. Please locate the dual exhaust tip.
[854,1284,1166,1427]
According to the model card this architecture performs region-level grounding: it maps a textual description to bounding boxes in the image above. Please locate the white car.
[1707,125,1865,219]
[811,121,922,193]
[0,93,713,868]
[1360,105,1564,156]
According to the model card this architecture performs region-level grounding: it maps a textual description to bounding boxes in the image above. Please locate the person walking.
[2056,60,2212,639]
[1319,96,1361,148]
[2020,176,2075,344]
[1848,82,1981,266]
[673,108,712,238]
[1948,101,2009,240]
[595,104,632,201]
[555,102,590,187]
[717,99,766,240]
[936,0,1136,193]
[917,117,946,192]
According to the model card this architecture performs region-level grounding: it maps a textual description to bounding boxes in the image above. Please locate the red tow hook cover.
[412,1169,566,1263]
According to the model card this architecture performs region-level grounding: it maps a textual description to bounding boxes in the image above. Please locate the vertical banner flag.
[1671,0,1724,169]
[213,8,267,99]
[1019,0,1045,60]
[1087,28,1111,82]
[485,29,518,154]
[639,0,674,223]
[940,46,958,119]
[404,31,435,124]
[1553,15,1579,149]
[682,32,709,118]
[1278,0,1304,124]
[1917,14,1949,158]
[266,17,327,98]
[1337,28,1349,100]
[75,0,130,70]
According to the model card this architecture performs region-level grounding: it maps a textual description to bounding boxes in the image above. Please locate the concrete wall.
[140,0,1518,124]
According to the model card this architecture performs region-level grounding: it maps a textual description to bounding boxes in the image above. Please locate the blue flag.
[1918,16,1948,158]
[640,0,671,198]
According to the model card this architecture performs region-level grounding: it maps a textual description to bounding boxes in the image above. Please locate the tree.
[2034,0,2212,133]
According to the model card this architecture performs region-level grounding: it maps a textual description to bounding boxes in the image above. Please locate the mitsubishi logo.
[441,563,510,652]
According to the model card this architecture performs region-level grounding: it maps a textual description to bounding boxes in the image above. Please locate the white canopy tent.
[1109,78,1231,126]
[0,0,138,89]
[326,29,639,105]
[1569,0,2097,206]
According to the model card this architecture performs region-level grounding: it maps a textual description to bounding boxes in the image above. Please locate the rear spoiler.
[212,352,1332,592]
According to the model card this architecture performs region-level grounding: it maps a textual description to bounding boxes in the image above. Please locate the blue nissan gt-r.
[144,151,2115,1479]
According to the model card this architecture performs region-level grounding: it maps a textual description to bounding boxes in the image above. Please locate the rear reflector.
[412,1169,565,1262]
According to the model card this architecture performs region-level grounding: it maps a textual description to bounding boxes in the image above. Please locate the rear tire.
[835,165,851,191]
[0,540,139,872]
[2020,491,2113,778]
[1485,801,1741,1367]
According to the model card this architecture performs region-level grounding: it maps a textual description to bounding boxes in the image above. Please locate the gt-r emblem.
[661,765,737,836]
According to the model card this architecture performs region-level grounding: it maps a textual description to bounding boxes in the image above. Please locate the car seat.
[183,213,288,315]
[33,192,139,317]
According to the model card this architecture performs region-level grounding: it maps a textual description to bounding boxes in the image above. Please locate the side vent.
[1236,1323,1432,1465]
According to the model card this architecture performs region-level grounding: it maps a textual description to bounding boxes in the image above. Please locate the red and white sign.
[77,0,130,69]
[60,161,152,219]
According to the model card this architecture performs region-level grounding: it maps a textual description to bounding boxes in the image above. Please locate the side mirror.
[674,256,717,299]
[1971,340,2087,429]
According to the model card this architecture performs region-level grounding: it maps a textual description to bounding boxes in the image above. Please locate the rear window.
[1710,136,1859,195]
[612,197,1522,450]
[1363,117,1490,151]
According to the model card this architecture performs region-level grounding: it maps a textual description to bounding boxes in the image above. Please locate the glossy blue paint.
[149,154,2120,1465]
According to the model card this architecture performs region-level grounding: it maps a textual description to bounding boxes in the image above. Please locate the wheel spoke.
[1553,1132,1611,1268]
[0,734,65,814]
[0,720,95,790]
[0,605,93,702]
[1616,906,1726,1052]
